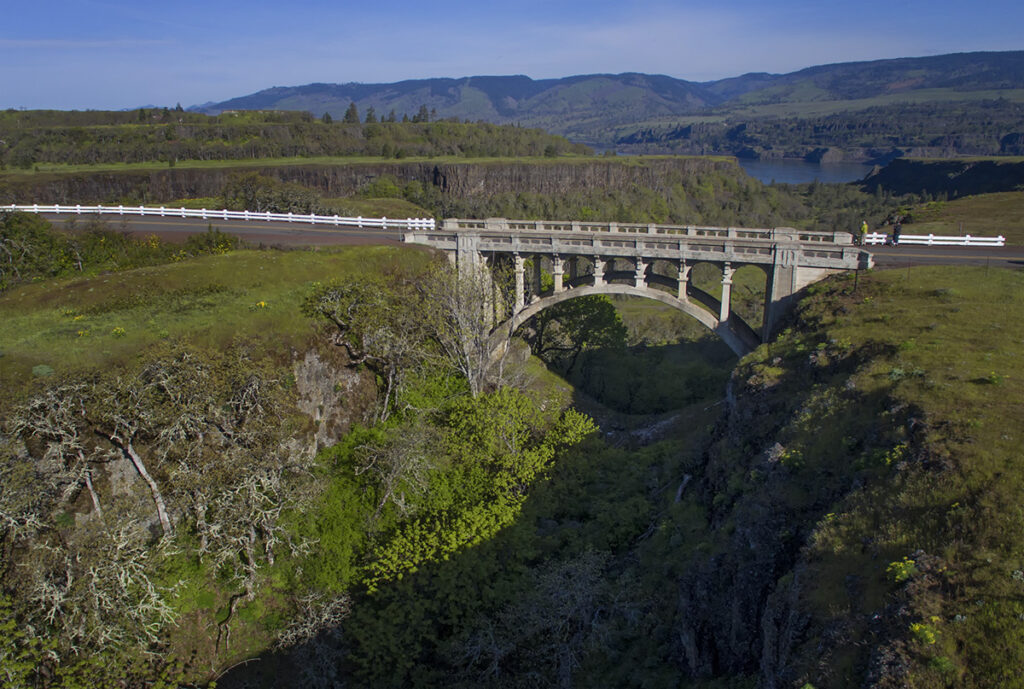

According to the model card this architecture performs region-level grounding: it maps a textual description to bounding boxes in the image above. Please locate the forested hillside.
[614,99,1024,162]
[0,110,587,170]
[188,51,1024,155]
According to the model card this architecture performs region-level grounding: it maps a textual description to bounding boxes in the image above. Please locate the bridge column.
[677,259,691,301]
[531,255,543,302]
[552,255,565,293]
[719,262,735,322]
[455,233,482,274]
[633,258,647,288]
[592,256,605,286]
[513,254,525,311]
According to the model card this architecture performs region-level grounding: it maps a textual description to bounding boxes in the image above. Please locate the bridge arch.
[492,282,759,358]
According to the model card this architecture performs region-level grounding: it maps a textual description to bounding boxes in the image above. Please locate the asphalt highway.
[866,244,1024,270]
[41,214,1024,269]
[42,213,406,246]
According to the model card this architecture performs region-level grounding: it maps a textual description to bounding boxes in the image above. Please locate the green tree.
[364,106,377,123]
[322,111,333,124]
[518,295,628,374]
[343,102,360,124]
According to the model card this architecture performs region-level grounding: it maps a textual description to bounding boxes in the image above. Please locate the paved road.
[867,244,1024,270]
[42,214,1024,269]
[42,214,405,246]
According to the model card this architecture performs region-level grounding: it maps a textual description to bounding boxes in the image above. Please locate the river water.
[737,159,874,185]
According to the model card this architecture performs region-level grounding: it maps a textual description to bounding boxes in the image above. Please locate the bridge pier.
[634,258,647,288]
[553,255,565,293]
[677,259,691,301]
[532,255,543,303]
[514,254,525,311]
[593,256,605,286]
[719,262,734,322]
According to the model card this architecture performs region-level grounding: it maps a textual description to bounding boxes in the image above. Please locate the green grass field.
[907,192,1024,244]
[0,245,434,392]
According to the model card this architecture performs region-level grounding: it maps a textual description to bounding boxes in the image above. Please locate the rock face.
[292,345,377,453]
[861,158,1024,197]
[0,157,741,205]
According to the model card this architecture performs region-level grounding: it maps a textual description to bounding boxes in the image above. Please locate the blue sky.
[2,0,1022,110]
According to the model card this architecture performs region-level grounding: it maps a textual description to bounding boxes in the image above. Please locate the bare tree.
[422,262,513,397]
[9,383,105,517]
[354,419,437,521]
[89,378,173,536]
[303,275,429,420]
[18,519,178,653]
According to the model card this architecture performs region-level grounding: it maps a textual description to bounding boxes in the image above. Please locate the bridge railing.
[3,204,435,231]
[864,232,1005,247]
[442,218,849,244]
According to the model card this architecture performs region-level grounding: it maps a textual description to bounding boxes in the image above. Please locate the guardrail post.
[76,204,82,215]
[287,212,294,223]
[357,216,363,228]
[382,217,387,230]
[334,215,340,226]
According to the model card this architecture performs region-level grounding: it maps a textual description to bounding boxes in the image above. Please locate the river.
[737,159,874,185]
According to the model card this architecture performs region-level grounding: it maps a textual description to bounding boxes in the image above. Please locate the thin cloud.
[0,38,172,49]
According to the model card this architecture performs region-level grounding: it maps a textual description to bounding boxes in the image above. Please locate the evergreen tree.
[343,102,360,124]
[364,106,377,124]
[386,109,397,123]
[321,112,333,124]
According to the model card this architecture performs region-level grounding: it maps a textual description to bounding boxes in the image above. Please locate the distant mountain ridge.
[192,51,1024,152]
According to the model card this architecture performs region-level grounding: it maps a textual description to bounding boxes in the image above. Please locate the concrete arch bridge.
[404,218,874,357]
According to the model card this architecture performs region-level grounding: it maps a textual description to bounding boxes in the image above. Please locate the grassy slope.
[906,192,1024,244]
[0,245,434,392]
[739,265,1024,687]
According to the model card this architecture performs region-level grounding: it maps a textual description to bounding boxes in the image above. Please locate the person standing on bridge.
[892,216,902,246]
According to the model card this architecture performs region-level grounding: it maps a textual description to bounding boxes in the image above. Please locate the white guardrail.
[3,203,435,231]
[864,231,1004,247]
